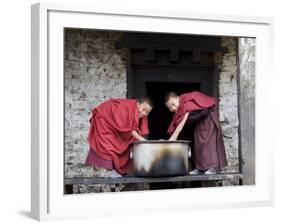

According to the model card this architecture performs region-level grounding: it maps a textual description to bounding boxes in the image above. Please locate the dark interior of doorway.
[146,81,201,140]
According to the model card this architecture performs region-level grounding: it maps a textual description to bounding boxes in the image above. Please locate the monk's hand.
[139,137,147,141]
[168,112,189,141]
[131,130,147,141]
[183,112,189,121]
[168,136,176,141]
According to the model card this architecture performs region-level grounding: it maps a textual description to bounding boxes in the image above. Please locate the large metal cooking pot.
[132,140,191,177]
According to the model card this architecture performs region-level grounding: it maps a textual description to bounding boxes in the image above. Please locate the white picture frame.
[31,2,275,221]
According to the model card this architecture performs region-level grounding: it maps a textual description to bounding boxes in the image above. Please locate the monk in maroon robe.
[164,91,227,175]
[86,97,153,175]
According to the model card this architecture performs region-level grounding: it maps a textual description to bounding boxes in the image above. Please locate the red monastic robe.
[167,91,227,170]
[86,99,149,174]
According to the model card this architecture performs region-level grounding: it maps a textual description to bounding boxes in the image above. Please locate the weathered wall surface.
[219,37,240,175]
[237,38,256,185]
[64,29,127,185]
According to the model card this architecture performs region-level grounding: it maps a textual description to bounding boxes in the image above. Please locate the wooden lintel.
[192,50,201,63]
[170,50,180,62]
[145,49,155,62]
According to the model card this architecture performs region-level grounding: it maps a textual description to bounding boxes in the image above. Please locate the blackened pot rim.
[133,140,191,145]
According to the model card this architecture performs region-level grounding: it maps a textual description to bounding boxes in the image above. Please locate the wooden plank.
[124,33,223,52]
[132,62,214,67]
[131,51,215,66]
[65,173,243,185]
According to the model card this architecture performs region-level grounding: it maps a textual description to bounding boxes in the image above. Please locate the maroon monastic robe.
[86,99,149,174]
[167,91,227,170]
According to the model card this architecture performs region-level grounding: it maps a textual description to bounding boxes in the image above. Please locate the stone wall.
[237,38,256,185]
[64,29,127,182]
[219,37,240,174]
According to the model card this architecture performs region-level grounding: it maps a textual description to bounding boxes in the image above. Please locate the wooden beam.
[170,50,179,62]
[65,173,243,185]
[192,50,201,63]
[145,49,155,61]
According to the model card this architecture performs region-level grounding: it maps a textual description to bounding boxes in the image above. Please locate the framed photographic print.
[31,2,274,221]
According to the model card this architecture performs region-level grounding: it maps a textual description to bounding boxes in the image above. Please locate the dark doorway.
[124,33,221,142]
[122,32,221,149]
[120,33,224,190]
[146,82,201,140]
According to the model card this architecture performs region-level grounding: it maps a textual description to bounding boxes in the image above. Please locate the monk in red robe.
[86,97,153,176]
[164,91,227,175]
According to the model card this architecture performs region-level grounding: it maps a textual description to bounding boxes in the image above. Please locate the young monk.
[164,91,227,175]
[86,97,153,177]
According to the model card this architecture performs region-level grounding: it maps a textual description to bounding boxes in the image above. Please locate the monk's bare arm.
[169,112,189,141]
[131,130,146,141]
